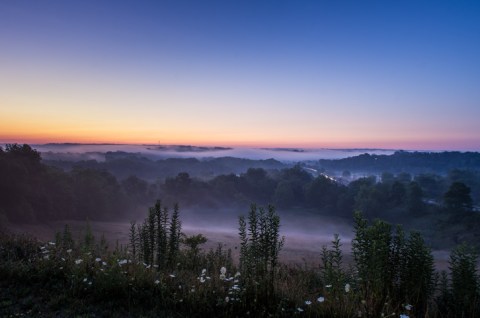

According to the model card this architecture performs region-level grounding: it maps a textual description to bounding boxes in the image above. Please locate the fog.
[30,143,397,162]
[160,207,352,265]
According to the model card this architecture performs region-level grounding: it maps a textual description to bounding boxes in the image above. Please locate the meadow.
[1,202,478,317]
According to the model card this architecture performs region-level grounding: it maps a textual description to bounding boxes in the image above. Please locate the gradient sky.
[1,0,479,150]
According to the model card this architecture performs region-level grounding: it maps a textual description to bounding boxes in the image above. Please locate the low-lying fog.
[31,143,397,162]
[7,208,450,269]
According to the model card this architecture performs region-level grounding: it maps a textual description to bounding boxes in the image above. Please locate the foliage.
[352,212,436,316]
[128,201,182,269]
[1,203,479,317]
[444,182,473,212]
[238,204,285,308]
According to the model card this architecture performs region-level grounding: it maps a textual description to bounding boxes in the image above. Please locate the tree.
[444,182,473,212]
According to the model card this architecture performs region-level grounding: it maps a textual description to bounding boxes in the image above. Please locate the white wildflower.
[297,307,304,312]
[317,296,325,303]
[202,268,207,275]
[305,300,312,305]
[345,283,351,293]
[95,258,101,262]
[220,267,227,279]
[155,280,160,285]
[83,278,88,282]
[75,259,83,265]
[49,242,55,246]
[200,277,206,283]
[102,261,107,266]
[169,274,176,278]
[225,296,229,303]
[118,259,128,266]
[61,257,65,261]
[326,284,332,288]
[404,304,413,311]
[400,315,409,318]
[43,255,49,260]
[67,249,72,253]
[234,271,241,277]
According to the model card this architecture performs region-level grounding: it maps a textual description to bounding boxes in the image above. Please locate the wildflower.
[154,280,160,285]
[75,259,83,265]
[234,271,241,277]
[297,307,304,312]
[220,266,227,280]
[169,274,176,278]
[83,278,88,282]
[305,300,312,305]
[202,268,207,275]
[49,242,56,246]
[95,258,101,262]
[326,284,332,288]
[146,265,151,269]
[88,281,92,285]
[404,304,413,311]
[400,315,409,318]
[199,277,206,283]
[102,261,107,266]
[317,296,325,303]
[43,255,49,260]
[40,246,46,250]
[118,259,128,266]
[225,296,229,303]
[67,249,72,253]
[61,257,65,261]
[345,283,351,293]
[153,264,159,268]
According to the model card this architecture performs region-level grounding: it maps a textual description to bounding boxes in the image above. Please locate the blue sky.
[1,0,479,149]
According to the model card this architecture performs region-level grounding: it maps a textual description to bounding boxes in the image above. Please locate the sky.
[1,0,479,150]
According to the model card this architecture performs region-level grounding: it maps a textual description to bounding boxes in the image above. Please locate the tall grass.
[0,203,479,317]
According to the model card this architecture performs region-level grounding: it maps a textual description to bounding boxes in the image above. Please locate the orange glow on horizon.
[1,131,477,151]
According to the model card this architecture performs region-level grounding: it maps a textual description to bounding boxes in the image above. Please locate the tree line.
[1,143,479,249]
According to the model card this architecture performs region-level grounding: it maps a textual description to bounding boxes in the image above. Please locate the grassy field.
[1,206,477,317]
